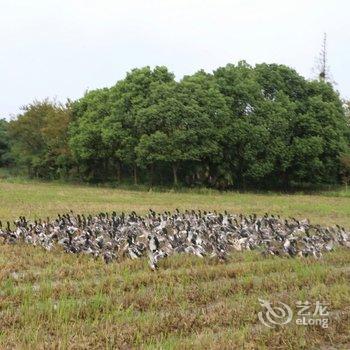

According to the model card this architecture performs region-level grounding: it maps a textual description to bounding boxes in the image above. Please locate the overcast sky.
[1,0,349,119]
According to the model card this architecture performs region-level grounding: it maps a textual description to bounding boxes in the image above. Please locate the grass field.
[0,179,350,349]
[1,179,350,227]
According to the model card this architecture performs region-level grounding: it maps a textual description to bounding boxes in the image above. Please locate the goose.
[0,209,349,269]
[148,235,159,252]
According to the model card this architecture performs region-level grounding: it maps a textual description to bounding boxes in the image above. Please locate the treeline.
[1,61,350,189]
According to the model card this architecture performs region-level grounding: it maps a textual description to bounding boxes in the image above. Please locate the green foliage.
[4,63,350,189]
[340,153,350,188]
[7,100,72,178]
[215,63,348,188]
[0,119,12,167]
[134,71,229,185]
[68,89,113,181]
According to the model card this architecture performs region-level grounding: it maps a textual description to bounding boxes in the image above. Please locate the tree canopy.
[7,100,71,178]
[3,63,350,189]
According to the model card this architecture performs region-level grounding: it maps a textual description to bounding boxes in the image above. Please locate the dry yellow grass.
[0,245,349,349]
[1,180,350,349]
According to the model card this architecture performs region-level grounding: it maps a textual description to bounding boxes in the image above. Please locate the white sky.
[1,0,349,119]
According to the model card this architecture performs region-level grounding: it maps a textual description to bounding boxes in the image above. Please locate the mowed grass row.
[0,245,349,349]
[0,180,350,227]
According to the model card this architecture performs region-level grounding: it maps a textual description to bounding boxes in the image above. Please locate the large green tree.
[8,100,72,178]
[215,62,349,188]
[116,66,176,184]
[288,82,348,184]
[69,88,113,181]
[135,70,229,186]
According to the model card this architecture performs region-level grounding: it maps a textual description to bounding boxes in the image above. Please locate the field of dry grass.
[0,179,350,349]
[1,179,350,227]
[1,246,349,349]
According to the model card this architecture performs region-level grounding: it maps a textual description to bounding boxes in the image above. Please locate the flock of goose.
[1,209,349,269]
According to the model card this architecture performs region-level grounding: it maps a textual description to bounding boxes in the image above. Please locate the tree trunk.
[281,171,290,191]
[172,163,178,186]
[150,163,155,186]
[116,162,121,182]
[103,159,108,180]
[133,165,138,185]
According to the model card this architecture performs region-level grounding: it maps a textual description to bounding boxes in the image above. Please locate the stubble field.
[0,180,349,349]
